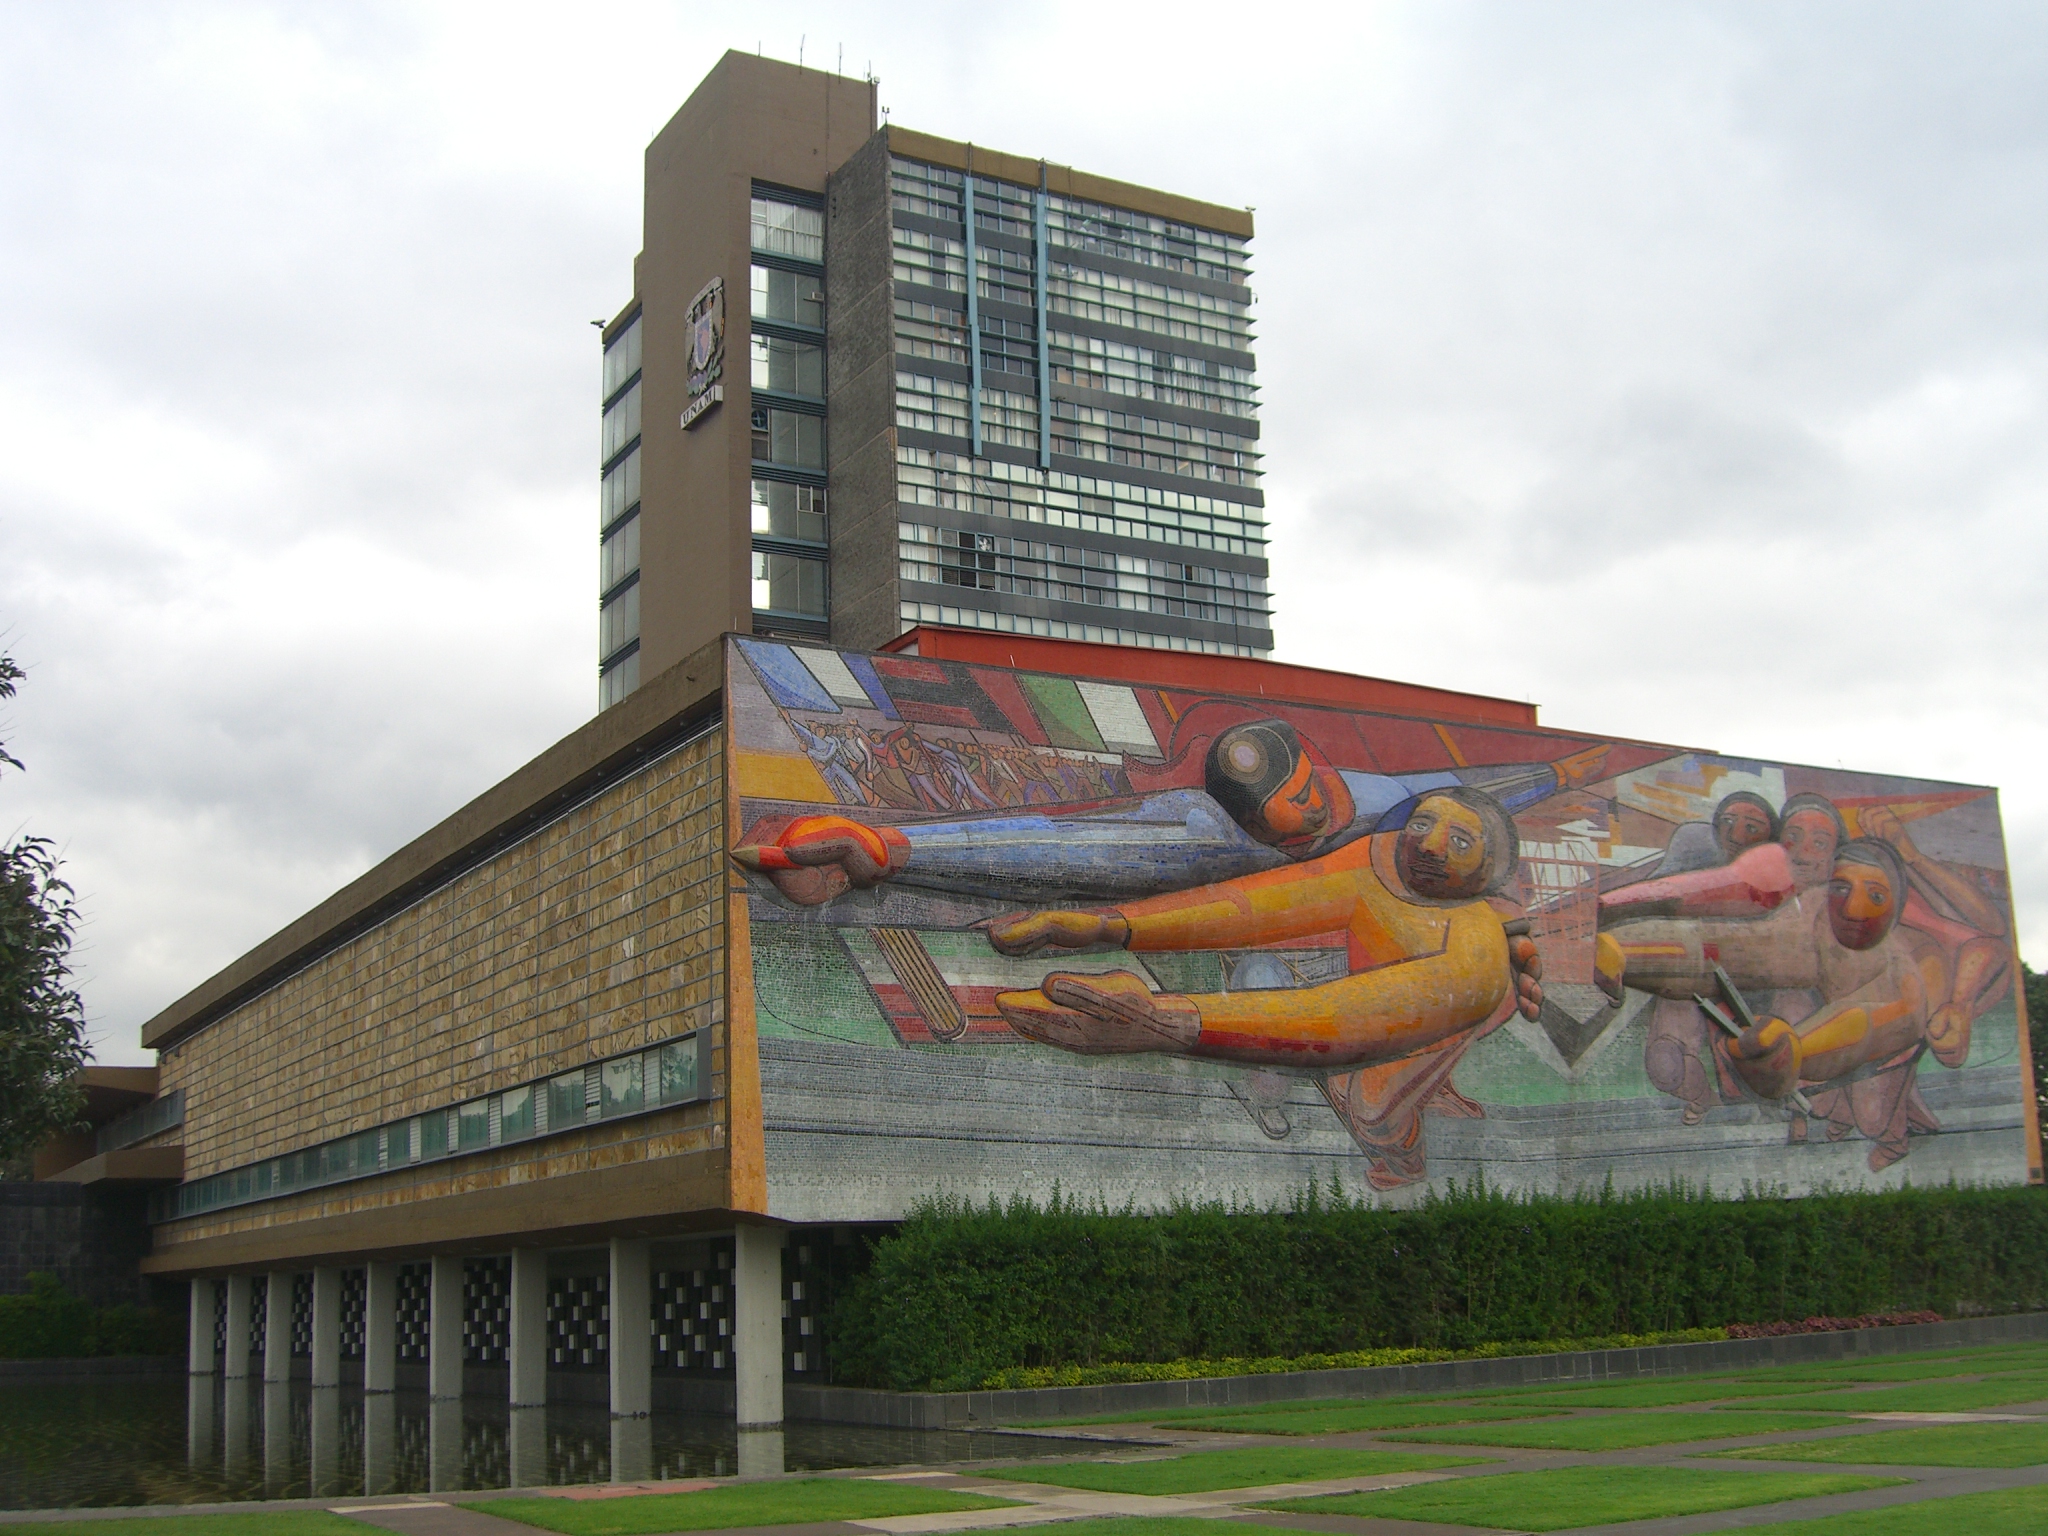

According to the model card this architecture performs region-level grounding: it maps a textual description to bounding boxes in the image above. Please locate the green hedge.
[0,1272,183,1359]
[824,1181,2048,1391]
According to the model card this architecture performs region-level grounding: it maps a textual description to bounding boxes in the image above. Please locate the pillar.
[509,1248,547,1408]
[310,1379,341,1495]
[611,1415,652,1483]
[609,1237,650,1418]
[186,1371,217,1468]
[364,1261,398,1394]
[262,1380,291,1493]
[263,1271,293,1383]
[428,1396,463,1492]
[510,1406,548,1489]
[311,1266,342,1389]
[188,1277,218,1375]
[223,1274,253,1379]
[429,1254,464,1400]
[732,1224,784,1429]
[364,1390,398,1495]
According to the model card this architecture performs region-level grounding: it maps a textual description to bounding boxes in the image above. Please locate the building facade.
[598,53,1272,712]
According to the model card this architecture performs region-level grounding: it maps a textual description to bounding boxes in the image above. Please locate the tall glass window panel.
[599,582,640,661]
[657,1039,698,1103]
[548,1073,585,1132]
[599,650,639,710]
[499,1085,535,1141]
[601,379,641,462]
[752,551,827,616]
[750,197,823,262]
[751,265,823,328]
[600,445,640,531]
[751,480,826,544]
[750,406,823,469]
[600,1055,643,1118]
[417,1110,448,1160]
[602,313,642,401]
[457,1101,489,1151]
[600,513,640,595]
[750,334,823,398]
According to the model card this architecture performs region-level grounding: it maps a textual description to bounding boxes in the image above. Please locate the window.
[499,1085,535,1141]
[457,1100,489,1151]
[602,312,643,401]
[599,650,639,710]
[602,378,641,463]
[751,265,823,328]
[752,551,826,616]
[417,1110,448,1160]
[751,334,824,398]
[600,1055,643,1118]
[548,1073,586,1132]
[750,197,823,263]
[600,444,640,531]
[751,480,826,544]
[600,581,639,661]
[750,406,823,469]
[600,512,640,596]
[656,1040,698,1104]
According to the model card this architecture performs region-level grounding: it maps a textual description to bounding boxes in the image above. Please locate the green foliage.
[0,653,89,1165]
[2025,962,2048,1114]
[0,1272,183,1359]
[823,1181,2048,1391]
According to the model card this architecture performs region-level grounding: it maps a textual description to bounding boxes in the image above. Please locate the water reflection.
[0,1378,1114,1509]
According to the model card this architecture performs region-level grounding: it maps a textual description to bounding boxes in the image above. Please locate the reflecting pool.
[0,1378,1105,1509]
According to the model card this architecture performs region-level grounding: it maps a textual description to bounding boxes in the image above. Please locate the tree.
[0,654,88,1164]
[2027,961,2048,1119]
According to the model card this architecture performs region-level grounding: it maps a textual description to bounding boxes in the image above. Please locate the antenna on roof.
[799,35,805,67]
[839,43,843,75]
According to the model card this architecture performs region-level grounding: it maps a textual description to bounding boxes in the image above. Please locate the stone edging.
[787,1311,2048,1428]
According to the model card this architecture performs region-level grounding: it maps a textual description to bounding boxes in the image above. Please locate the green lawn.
[1381,1409,1858,1451]
[0,1519,364,1536]
[1718,1376,2048,1414]
[1710,1420,2048,1468]
[1463,1377,1841,1409]
[1153,1401,1566,1435]
[990,1445,1487,1495]
[1727,1484,2048,1534]
[1258,1465,1906,1532]
[466,1478,1019,1535]
[1743,1348,2048,1384]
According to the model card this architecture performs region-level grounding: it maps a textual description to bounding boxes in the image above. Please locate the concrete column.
[508,1248,547,1408]
[609,1237,650,1418]
[611,1415,652,1482]
[263,1271,293,1383]
[310,1379,341,1494]
[364,1261,398,1393]
[732,1224,784,1429]
[223,1377,250,1477]
[186,1372,217,1468]
[429,1255,464,1400]
[188,1277,218,1374]
[262,1380,291,1494]
[311,1266,342,1389]
[428,1397,463,1492]
[223,1274,253,1379]
[363,1391,397,1495]
[510,1405,548,1489]
[737,1428,785,1478]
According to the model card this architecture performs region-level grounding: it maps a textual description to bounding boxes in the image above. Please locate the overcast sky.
[3,1,2045,1066]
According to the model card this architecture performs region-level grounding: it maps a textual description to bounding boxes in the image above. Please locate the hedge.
[0,1271,183,1359]
[824,1179,2048,1391]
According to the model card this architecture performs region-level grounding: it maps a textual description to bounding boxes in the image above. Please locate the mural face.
[727,639,2032,1218]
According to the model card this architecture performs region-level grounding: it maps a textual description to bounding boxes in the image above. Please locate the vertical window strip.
[964,176,983,456]
[1034,185,1052,472]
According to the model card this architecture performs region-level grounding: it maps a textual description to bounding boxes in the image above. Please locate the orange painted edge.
[1992,792,2044,1182]
[882,625,1539,729]
[722,640,768,1214]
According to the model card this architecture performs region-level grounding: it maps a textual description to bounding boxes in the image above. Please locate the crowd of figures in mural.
[726,638,2028,1200]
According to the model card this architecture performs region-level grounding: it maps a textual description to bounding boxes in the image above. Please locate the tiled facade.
[150,726,727,1255]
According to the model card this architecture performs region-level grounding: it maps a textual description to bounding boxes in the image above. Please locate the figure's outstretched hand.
[1725,1016,1800,1100]
[1509,932,1544,1021]
[986,908,1131,956]
[995,970,1200,1054]
[731,815,910,906]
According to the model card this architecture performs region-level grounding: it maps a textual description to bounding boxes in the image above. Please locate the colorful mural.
[727,638,2034,1217]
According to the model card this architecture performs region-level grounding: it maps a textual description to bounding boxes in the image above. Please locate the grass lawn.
[1461,1378,1838,1409]
[1716,1375,2048,1415]
[465,1478,1019,1535]
[1709,1420,2048,1468]
[1726,1484,2048,1533]
[1381,1409,1857,1451]
[1743,1348,2048,1384]
[0,1519,365,1536]
[1154,1401,1567,1435]
[1257,1465,1905,1532]
[989,1445,1487,1494]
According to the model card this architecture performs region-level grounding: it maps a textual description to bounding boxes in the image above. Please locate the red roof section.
[879,626,1539,729]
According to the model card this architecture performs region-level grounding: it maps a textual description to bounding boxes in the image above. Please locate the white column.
[428,1396,463,1491]
[311,1266,342,1388]
[364,1261,399,1393]
[263,1272,293,1383]
[223,1275,253,1379]
[186,1372,217,1467]
[429,1254,464,1400]
[609,1237,650,1418]
[611,1415,652,1482]
[262,1380,291,1493]
[732,1224,784,1429]
[364,1390,398,1495]
[310,1379,341,1494]
[188,1277,218,1375]
[508,1249,548,1408]
[510,1405,548,1489]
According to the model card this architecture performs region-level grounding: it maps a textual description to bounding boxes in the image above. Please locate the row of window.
[753,550,827,617]
[600,581,639,660]
[898,521,1270,622]
[602,377,642,465]
[753,265,824,329]
[154,1034,708,1222]
[602,313,644,403]
[1049,399,1261,486]
[600,512,639,597]
[753,479,826,544]
[749,191,829,633]
[898,600,1267,656]
[601,443,641,533]
[897,446,1267,555]
[752,405,824,470]
[753,333,823,398]
[599,649,640,710]
[1050,331,1258,417]
[751,196,823,264]
[1047,263,1252,351]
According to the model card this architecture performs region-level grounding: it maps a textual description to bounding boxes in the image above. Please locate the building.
[598,52,1273,712]
[104,628,2037,1454]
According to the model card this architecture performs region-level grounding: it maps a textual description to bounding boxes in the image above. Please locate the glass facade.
[751,183,828,640]
[887,154,1270,653]
[598,310,644,706]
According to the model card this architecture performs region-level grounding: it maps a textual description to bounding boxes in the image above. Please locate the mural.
[727,638,2033,1217]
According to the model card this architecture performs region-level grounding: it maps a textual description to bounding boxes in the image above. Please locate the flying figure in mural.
[732,720,1586,1187]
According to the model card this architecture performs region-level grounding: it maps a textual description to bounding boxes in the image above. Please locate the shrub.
[0,1272,181,1359]
[823,1180,2048,1392]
